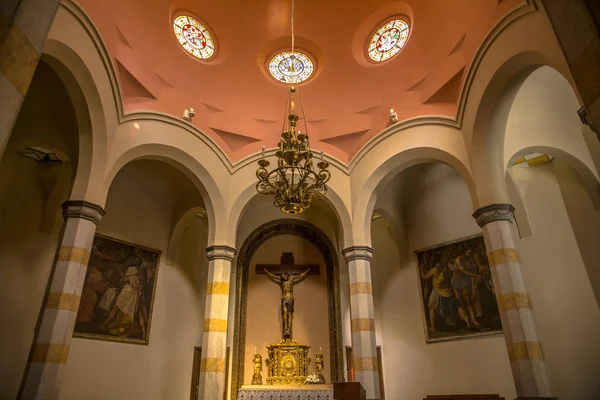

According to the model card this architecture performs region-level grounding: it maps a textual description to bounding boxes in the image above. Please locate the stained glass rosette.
[268,51,315,84]
[368,19,409,62]
[173,15,215,59]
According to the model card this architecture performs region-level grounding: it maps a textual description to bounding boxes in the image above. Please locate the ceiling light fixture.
[255,0,330,215]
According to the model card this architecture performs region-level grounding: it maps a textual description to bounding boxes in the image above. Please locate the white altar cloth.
[237,384,333,400]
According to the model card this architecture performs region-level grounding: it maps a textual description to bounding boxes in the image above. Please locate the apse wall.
[243,235,330,385]
[60,162,209,400]
[509,162,600,400]
[371,163,516,399]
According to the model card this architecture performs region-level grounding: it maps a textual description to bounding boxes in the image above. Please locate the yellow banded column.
[342,246,380,400]
[472,204,555,400]
[198,245,236,400]
[0,0,62,158]
[21,200,105,399]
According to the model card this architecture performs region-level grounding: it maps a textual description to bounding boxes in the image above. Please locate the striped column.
[0,0,62,158]
[198,245,236,400]
[342,246,380,400]
[473,204,555,400]
[21,200,105,399]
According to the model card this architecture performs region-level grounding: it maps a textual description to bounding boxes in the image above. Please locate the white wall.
[372,163,516,399]
[511,162,600,400]
[60,161,208,400]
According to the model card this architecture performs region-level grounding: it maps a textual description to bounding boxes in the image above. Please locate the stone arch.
[103,143,225,245]
[353,146,476,246]
[507,146,600,209]
[41,40,110,205]
[230,219,342,398]
[470,51,579,207]
[227,177,352,248]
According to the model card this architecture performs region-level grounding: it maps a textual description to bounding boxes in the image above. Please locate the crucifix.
[256,252,320,340]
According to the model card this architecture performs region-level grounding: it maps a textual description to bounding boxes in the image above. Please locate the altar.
[237,385,333,400]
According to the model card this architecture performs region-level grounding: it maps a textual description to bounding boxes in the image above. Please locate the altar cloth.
[238,385,333,400]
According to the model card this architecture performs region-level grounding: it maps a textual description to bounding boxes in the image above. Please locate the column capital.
[342,246,374,262]
[206,245,236,261]
[61,200,105,225]
[472,203,515,227]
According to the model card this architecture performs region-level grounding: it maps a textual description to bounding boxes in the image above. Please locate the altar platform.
[238,385,333,400]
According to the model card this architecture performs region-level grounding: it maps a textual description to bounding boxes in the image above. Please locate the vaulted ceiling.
[78,0,523,163]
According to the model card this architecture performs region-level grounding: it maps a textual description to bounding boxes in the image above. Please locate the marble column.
[198,245,236,400]
[21,200,105,399]
[1,0,62,158]
[342,246,380,400]
[472,204,555,400]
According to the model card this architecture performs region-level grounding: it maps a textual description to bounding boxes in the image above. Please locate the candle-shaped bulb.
[320,151,324,162]
[255,346,257,354]
[320,347,322,353]
[261,146,265,160]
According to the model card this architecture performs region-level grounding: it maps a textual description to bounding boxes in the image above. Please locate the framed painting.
[415,234,502,343]
[73,234,160,344]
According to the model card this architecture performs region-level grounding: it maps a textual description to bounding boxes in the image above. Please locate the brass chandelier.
[255,0,330,215]
[256,86,330,215]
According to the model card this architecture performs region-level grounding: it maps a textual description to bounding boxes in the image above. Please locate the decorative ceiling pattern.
[78,0,523,163]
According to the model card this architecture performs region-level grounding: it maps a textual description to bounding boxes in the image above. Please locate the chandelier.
[255,0,330,215]
[256,86,330,215]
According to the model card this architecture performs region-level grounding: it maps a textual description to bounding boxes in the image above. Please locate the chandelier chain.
[255,0,330,215]
[291,0,295,56]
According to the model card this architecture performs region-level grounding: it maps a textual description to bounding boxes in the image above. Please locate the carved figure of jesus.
[264,268,310,339]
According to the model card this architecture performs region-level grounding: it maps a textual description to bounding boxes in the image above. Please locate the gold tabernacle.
[266,338,310,385]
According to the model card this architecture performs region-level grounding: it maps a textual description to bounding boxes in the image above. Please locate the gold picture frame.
[415,234,502,343]
[73,234,160,345]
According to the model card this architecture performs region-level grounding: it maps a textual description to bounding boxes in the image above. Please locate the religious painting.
[415,234,502,343]
[73,234,160,344]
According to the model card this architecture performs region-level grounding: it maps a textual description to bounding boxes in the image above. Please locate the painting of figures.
[415,234,502,342]
[74,234,160,344]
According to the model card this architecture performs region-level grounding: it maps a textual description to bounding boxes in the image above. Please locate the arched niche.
[353,144,476,246]
[61,158,208,399]
[231,219,342,398]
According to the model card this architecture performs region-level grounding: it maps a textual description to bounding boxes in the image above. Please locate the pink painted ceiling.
[78,0,523,163]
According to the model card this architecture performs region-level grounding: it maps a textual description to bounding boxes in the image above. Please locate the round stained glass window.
[173,15,215,60]
[368,19,410,62]
[268,51,315,84]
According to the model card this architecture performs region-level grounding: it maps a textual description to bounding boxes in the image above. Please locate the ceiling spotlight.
[184,108,196,122]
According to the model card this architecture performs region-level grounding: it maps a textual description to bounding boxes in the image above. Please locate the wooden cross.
[255,252,320,276]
